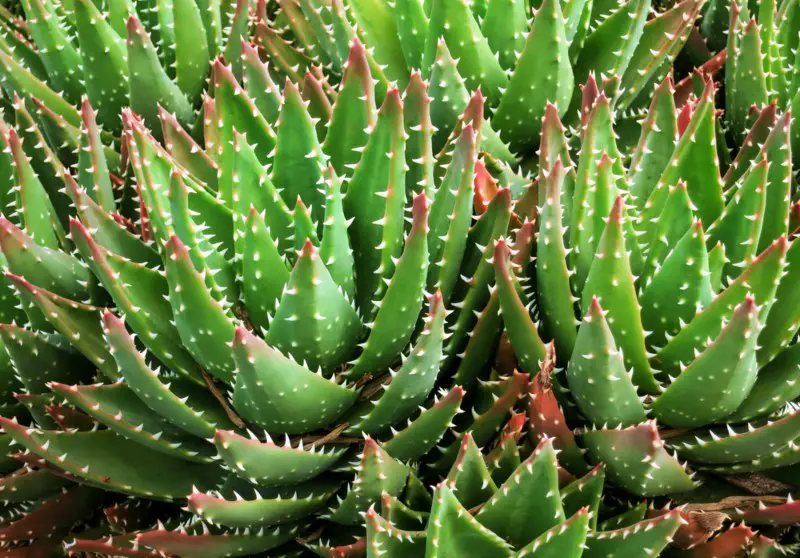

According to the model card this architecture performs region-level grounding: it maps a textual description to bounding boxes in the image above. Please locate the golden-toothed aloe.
[502,74,798,508]
[0,37,572,556]
[255,0,706,159]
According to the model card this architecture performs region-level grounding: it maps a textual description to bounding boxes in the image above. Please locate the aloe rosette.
[0,0,795,556]
[255,0,707,161]
[695,0,800,170]
[491,67,800,507]
[0,31,552,555]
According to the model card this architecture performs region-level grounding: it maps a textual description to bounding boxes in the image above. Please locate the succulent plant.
[492,68,800,505]
[0,30,554,555]
[255,0,707,161]
[0,0,250,134]
[0,0,796,556]
[698,0,800,167]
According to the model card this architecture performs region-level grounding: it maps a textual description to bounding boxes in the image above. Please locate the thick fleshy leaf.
[493,0,573,155]
[425,482,513,557]
[655,236,786,374]
[343,89,407,314]
[0,325,91,394]
[383,386,464,462]
[271,79,327,224]
[516,508,590,558]
[126,16,192,130]
[422,0,507,105]
[52,382,215,463]
[347,289,444,435]
[215,429,346,486]
[187,479,340,528]
[445,432,497,509]
[102,312,234,439]
[164,235,237,384]
[345,193,429,380]
[476,439,565,547]
[231,327,358,435]
[494,238,547,373]
[265,240,361,372]
[536,160,577,360]
[652,296,761,428]
[582,198,658,394]
[581,421,695,496]
[583,511,682,557]
[639,220,714,351]
[327,437,410,525]
[73,0,128,132]
[136,523,297,557]
[568,298,647,427]
[670,407,800,465]
[0,418,222,500]
[6,274,117,380]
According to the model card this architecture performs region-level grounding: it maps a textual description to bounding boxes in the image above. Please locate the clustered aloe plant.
[0,0,796,556]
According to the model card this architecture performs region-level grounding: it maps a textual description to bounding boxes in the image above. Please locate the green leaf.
[536,164,578,362]
[427,124,477,305]
[726,13,769,143]
[327,437,411,525]
[164,235,237,384]
[272,79,327,225]
[343,89,407,315]
[187,479,340,528]
[652,296,761,428]
[126,15,192,131]
[639,220,714,351]
[627,78,679,206]
[568,298,647,427]
[265,240,362,372]
[646,81,724,229]
[172,0,209,101]
[655,236,786,373]
[0,325,91,394]
[102,312,234,439]
[349,288,445,435]
[425,482,513,558]
[583,511,681,557]
[671,407,800,465]
[77,100,116,211]
[215,429,346,486]
[445,432,497,508]
[560,465,604,529]
[572,0,649,105]
[516,509,590,558]
[20,0,83,103]
[0,418,222,500]
[72,0,128,133]
[493,0,573,155]
[365,506,426,557]
[581,421,695,496]
[137,523,297,558]
[0,216,92,304]
[423,0,507,105]
[52,382,215,463]
[582,198,659,394]
[383,386,464,462]
[231,327,358,435]
[706,159,769,283]
[618,0,704,110]
[476,439,565,547]
[6,274,117,380]
[71,220,202,383]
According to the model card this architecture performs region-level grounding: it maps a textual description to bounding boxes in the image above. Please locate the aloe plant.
[255,0,706,161]
[494,70,800,508]
[0,0,796,556]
